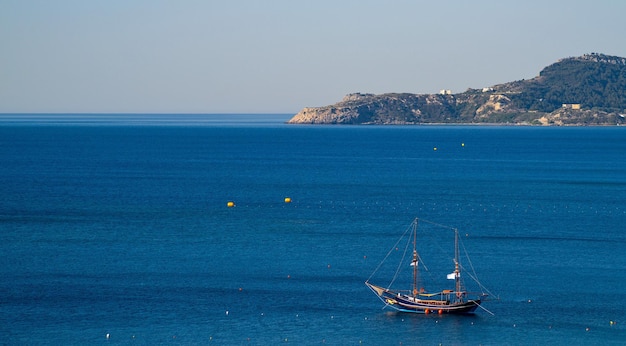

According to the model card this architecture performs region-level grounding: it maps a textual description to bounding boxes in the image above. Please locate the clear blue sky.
[2,0,625,114]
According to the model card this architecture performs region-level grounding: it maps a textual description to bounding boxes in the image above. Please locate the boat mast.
[454,228,462,301]
[412,219,418,297]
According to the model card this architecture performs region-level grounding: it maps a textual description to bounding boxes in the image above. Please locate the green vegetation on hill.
[509,53,626,112]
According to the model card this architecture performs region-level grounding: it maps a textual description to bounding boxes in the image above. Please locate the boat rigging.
[365,217,493,315]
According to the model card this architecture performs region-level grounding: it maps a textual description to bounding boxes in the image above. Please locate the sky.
[2,0,626,114]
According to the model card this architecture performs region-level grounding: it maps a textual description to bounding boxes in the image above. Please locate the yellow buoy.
[284,197,291,203]
[227,201,235,208]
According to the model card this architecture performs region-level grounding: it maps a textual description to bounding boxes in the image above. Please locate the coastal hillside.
[288,53,626,125]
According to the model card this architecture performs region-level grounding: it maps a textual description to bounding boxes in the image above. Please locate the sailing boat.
[365,218,489,315]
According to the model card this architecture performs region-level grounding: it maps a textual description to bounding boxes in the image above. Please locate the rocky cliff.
[288,53,626,125]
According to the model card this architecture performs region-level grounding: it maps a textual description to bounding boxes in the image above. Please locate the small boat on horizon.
[365,217,492,315]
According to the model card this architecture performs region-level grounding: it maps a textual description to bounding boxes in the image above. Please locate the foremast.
[453,228,463,303]
[411,219,419,297]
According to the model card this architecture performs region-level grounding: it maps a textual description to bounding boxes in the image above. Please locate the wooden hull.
[366,282,480,314]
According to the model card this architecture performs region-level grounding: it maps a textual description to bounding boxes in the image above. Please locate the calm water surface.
[1,114,625,344]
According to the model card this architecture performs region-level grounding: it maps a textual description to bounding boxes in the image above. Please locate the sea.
[1,113,625,345]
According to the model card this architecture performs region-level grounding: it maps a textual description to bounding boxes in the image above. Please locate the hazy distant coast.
[288,53,626,126]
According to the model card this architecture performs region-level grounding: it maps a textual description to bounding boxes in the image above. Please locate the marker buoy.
[284,197,292,203]
[227,201,235,208]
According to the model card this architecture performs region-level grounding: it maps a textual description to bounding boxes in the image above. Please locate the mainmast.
[454,228,462,302]
[411,219,419,297]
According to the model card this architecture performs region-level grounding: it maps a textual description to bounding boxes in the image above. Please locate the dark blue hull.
[366,282,481,314]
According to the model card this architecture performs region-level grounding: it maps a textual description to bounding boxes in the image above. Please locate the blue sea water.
[1,114,625,345]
